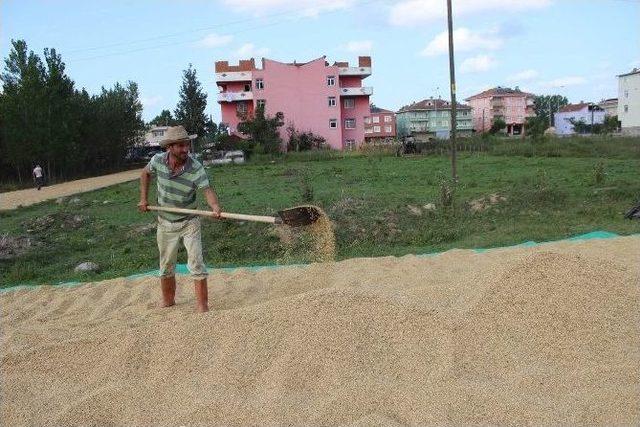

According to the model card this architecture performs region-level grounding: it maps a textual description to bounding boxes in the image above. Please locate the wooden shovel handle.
[147,205,280,224]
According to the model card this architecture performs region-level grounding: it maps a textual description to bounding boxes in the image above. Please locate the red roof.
[466,86,535,101]
[558,103,589,113]
[370,106,394,114]
[398,98,470,112]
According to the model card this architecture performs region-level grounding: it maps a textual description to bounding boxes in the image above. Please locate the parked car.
[207,150,245,166]
[125,146,163,163]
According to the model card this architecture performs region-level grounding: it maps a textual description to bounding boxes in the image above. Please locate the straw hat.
[159,125,197,148]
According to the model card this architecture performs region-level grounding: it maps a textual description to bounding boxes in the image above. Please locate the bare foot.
[196,305,209,313]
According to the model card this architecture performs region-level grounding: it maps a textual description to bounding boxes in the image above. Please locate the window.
[384,115,392,122]
[255,79,264,90]
[257,99,266,108]
[244,83,251,92]
[152,130,164,137]
[385,126,392,133]
[345,139,356,150]
[373,125,381,133]
[237,102,248,114]
[625,90,629,98]
[345,118,356,129]
[329,119,338,128]
[624,105,629,113]
[365,128,372,134]
[327,76,335,86]
[364,116,371,124]
[328,96,336,107]
[344,98,355,109]
[372,116,380,123]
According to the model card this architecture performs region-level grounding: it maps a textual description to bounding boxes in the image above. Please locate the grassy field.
[2,137,640,287]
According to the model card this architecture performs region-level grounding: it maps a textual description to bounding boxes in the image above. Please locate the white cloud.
[390,0,551,27]
[196,33,233,48]
[221,0,354,17]
[507,69,539,82]
[342,40,373,54]
[234,43,270,59]
[420,27,503,56]
[541,76,587,88]
[460,55,496,73]
[141,95,162,108]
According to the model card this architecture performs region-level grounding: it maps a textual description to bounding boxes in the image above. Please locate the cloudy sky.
[2,0,639,122]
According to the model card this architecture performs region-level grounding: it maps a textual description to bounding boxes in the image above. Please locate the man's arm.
[138,167,151,212]
[203,187,221,218]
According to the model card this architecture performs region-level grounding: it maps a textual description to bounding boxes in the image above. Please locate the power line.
[69,19,290,62]
[66,0,386,56]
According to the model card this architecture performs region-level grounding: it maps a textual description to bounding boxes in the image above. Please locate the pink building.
[215,56,373,150]
[364,106,396,143]
[465,86,536,136]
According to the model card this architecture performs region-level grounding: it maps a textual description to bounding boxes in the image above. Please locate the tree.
[525,116,548,140]
[533,94,569,127]
[0,39,144,183]
[603,115,619,134]
[237,105,284,154]
[174,64,207,139]
[149,109,177,127]
[489,117,506,134]
[0,39,47,182]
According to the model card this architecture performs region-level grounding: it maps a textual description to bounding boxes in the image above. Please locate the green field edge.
[2,229,635,293]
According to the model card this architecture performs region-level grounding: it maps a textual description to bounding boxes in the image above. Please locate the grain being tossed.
[138,125,222,313]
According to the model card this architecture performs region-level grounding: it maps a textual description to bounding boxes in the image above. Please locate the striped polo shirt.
[147,152,211,222]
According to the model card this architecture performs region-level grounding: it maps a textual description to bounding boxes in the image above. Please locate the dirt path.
[1,236,639,426]
[0,169,142,210]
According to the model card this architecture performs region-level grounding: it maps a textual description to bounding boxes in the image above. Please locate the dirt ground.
[0,169,142,210]
[1,236,638,426]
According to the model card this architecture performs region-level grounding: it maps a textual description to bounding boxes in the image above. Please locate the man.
[138,125,221,313]
[32,164,44,190]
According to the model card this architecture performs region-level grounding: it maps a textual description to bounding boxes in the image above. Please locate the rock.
[56,197,67,204]
[69,197,81,204]
[74,262,99,273]
[102,200,111,204]
[423,203,436,211]
[132,223,156,235]
[407,205,423,216]
[0,234,35,260]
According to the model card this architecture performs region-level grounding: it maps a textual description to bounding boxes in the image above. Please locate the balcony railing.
[338,66,372,77]
[217,91,254,102]
[215,71,253,82]
[339,86,373,96]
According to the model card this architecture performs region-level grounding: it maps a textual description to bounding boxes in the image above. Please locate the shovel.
[147,205,321,227]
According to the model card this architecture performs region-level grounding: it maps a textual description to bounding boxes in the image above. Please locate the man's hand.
[138,200,149,212]
[210,204,222,219]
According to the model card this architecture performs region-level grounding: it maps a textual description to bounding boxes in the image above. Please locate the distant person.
[138,125,222,313]
[32,164,44,190]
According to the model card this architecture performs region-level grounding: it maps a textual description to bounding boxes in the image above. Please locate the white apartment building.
[618,68,640,135]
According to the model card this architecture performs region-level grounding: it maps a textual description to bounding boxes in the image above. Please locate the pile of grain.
[1,236,639,426]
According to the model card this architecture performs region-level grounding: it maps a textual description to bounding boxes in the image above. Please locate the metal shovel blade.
[277,205,322,227]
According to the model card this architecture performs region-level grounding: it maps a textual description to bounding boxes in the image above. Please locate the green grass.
[2,137,640,287]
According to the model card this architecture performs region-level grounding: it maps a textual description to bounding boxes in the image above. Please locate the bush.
[593,161,606,185]
[489,117,506,134]
[286,126,327,152]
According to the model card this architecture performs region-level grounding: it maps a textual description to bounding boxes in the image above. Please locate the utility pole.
[446,0,458,181]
